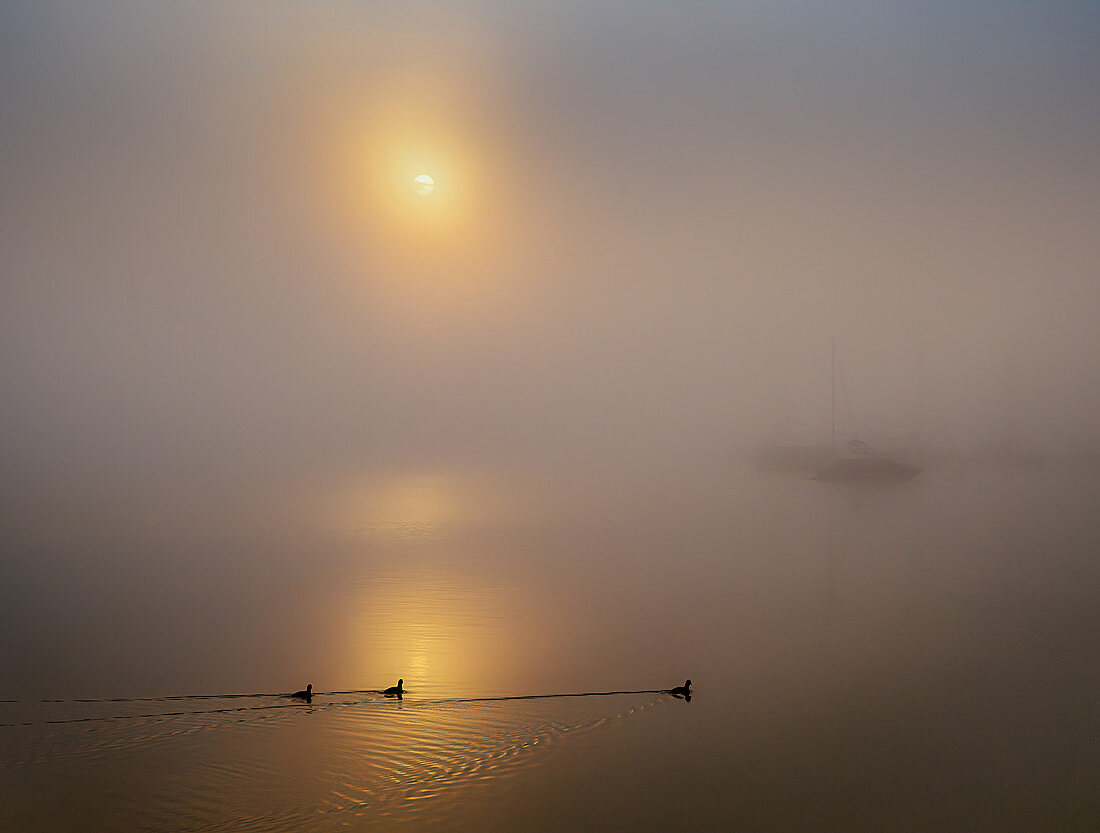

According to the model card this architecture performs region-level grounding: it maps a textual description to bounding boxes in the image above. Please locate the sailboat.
[812,340,923,483]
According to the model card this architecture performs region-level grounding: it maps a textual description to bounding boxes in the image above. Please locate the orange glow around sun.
[326,82,498,262]
[311,71,529,324]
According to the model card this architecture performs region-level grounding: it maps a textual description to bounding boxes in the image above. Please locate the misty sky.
[2,0,1099,504]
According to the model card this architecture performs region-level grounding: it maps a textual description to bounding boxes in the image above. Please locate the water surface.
[2,463,1097,830]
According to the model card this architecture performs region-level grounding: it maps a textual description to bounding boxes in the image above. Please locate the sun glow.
[324,77,507,253]
[316,74,529,322]
[334,107,475,235]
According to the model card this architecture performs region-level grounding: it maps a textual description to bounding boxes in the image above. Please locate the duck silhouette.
[291,684,313,701]
[383,679,404,698]
[669,679,692,700]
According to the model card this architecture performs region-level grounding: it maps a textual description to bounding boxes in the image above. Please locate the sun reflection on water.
[347,566,521,699]
[323,472,521,542]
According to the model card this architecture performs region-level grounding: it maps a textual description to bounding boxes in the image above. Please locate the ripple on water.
[0,692,662,832]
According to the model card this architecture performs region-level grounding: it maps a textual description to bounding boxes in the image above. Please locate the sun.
[413,173,435,196]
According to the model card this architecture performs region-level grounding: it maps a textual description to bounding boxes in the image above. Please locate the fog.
[1,3,1098,828]
[4,0,1099,489]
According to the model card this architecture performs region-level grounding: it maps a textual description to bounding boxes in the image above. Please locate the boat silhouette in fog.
[761,341,924,484]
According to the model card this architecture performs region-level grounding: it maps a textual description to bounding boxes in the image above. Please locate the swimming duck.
[669,679,692,698]
[291,684,313,701]
[383,679,404,698]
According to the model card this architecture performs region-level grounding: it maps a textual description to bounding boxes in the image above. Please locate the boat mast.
[831,338,837,451]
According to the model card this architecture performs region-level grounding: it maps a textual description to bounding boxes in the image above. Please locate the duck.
[669,679,692,698]
[291,684,313,701]
[382,679,404,698]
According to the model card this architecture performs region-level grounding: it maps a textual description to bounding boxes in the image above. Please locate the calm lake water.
[2,462,1097,831]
